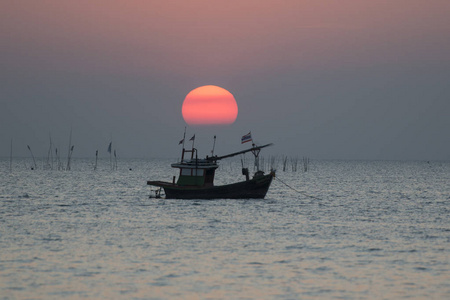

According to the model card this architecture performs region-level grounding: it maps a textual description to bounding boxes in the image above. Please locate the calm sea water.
[1,158,449,299]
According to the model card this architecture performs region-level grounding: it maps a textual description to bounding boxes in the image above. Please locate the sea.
[1,158,449,299]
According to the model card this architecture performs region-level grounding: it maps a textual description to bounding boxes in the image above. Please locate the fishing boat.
[147,141,275,199]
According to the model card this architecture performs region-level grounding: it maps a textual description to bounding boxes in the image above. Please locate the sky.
[1,0,450,160]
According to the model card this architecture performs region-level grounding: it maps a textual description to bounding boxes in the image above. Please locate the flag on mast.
[179,139,184,145]
[107,142,112,153]
[189,134,195,141]
[241,132,252,144]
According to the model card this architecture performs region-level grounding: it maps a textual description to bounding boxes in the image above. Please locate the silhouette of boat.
[147,142,274,199]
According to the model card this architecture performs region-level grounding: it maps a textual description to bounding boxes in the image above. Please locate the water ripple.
[0,158,449,299]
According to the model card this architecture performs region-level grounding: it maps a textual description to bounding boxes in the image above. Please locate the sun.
[182,85,238,125]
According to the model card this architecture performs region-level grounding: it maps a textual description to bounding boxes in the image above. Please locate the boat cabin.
[172,148,218,187]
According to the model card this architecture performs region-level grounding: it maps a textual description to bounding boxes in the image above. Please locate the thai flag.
[241,132,252,144]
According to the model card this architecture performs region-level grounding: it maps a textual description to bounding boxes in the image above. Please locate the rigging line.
[274,176,322,200]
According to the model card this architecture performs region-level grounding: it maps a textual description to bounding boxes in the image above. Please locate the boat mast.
[188,134,196,160]
[251,144,261,171]
[180,127,186,161]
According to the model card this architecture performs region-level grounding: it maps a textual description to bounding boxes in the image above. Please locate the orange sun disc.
[182,85,238,125]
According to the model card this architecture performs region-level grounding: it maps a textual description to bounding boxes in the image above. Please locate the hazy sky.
[2,0,450,160]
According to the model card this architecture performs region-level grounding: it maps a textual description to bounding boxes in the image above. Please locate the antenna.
[211,135,216,156]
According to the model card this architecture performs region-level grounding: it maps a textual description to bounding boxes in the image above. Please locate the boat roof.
[171,159,218,169]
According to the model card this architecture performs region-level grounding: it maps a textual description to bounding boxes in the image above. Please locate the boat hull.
[148,173,273,200]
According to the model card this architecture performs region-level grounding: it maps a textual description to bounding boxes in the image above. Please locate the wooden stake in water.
[10,138,12,172]
[27,145,37,170]
[107,141,112,170]
[46,134,53,170]
[67,145,74,170]
[94,150,98,171]
[55,148,63,171]
[114,149,117,171]
[66,128,73,171]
